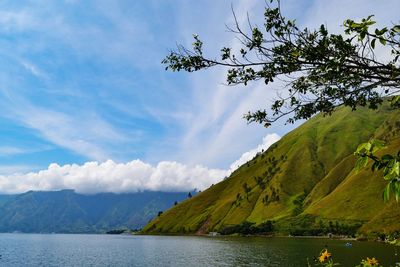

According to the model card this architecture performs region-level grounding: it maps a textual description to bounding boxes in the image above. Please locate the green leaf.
[383,172,397,181]
[375,27,388,35]
[393,161,400,176]
[366,15,375,21]
[365,20,376,26]
[355,142,371,154]
[371,38,376,49]
[372,139,385,148]
[382,154,394,161]
[379,38,387,45]
[371,139,386,153]
[372,161,381,171]
[365,142,372,152]
[360,31,366,40]
[395,182,400,202]
[383,182,391,202]
[391,95,400,106]
[392,25,400,33]
[355,156,369,172]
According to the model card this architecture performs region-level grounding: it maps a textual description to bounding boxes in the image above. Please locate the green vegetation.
[149,0,400,238]
[285,215,362,237]
[355,139,400,201]
[163,0,400,127]
[220,221,273,236]
[162,0,400,200]
[0,190,189,233]
[142,105,400,236]
[106,229,128,235]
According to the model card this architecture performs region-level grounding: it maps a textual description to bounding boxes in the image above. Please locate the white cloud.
[229,133,281,172]
[0,160,228,194]
[0,146,27,156]
[1,97,130,161]
[20,60,47,79]
[0,133,279,194]
[0,10,37,31]
[0,165,40,176]
[0,145,52,157]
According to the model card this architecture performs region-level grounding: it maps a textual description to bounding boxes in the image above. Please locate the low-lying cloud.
[229,134,281,172]
[0,133,280,194]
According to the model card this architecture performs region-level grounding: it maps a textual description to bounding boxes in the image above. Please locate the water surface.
[0,234,398,266]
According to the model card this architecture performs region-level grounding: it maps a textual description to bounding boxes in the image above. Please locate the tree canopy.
[162,1,400,200]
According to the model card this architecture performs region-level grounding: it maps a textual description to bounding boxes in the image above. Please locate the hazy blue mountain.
[0,190,191,233]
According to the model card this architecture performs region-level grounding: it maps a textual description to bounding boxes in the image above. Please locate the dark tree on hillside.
[242,182,251,200]
[162,0,400,201]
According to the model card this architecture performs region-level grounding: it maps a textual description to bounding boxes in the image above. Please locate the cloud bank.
[0,134,280,194]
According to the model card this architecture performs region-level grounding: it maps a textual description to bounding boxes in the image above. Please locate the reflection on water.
[0,234,398,266]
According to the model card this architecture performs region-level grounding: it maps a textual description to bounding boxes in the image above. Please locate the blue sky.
[0,0,398,193]
[0,0,276,172]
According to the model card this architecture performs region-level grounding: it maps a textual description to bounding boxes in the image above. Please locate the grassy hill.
[142,104,400,236]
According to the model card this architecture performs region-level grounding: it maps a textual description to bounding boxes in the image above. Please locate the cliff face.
[143,104,400,235]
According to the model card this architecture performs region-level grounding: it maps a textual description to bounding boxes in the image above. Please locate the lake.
[0,234,398,266]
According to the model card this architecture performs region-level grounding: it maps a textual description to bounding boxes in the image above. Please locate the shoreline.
[137,232,400,245]
[138,232,366,241]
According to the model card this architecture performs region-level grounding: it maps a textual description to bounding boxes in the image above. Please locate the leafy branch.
[162,0,400,126]
[355,140,400,201]
[162,0,400,202]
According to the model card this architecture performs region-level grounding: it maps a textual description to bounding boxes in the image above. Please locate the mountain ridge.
[0,189,191,233]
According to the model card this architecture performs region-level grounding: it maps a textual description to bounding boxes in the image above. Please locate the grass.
[142,104,400,236]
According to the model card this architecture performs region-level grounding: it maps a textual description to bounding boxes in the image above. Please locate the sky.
[0,0,398,194]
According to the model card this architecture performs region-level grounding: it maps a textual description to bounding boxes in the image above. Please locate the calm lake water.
[0,234,398,267]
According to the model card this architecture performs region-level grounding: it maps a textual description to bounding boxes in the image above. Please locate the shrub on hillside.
[220,220,274,235]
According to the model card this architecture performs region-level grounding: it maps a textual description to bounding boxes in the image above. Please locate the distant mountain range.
[0,190,191,233]
[143,103,400,236]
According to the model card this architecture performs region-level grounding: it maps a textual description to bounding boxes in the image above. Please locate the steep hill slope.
[0,190,190,233]
[142,105,400,235]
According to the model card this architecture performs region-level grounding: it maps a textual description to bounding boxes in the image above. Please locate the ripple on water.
[0,234,398,267]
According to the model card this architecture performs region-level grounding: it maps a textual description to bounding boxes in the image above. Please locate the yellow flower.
[318,249,331,263]
[366,257,379,266]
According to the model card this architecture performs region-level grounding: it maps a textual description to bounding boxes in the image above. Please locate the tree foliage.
[162,0,400,200]
[163,1,400,126]
[355,140,400,202]
[220,220,274,235]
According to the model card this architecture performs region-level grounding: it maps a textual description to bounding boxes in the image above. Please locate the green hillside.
[0,190,190,233]
[142,104,400,236]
